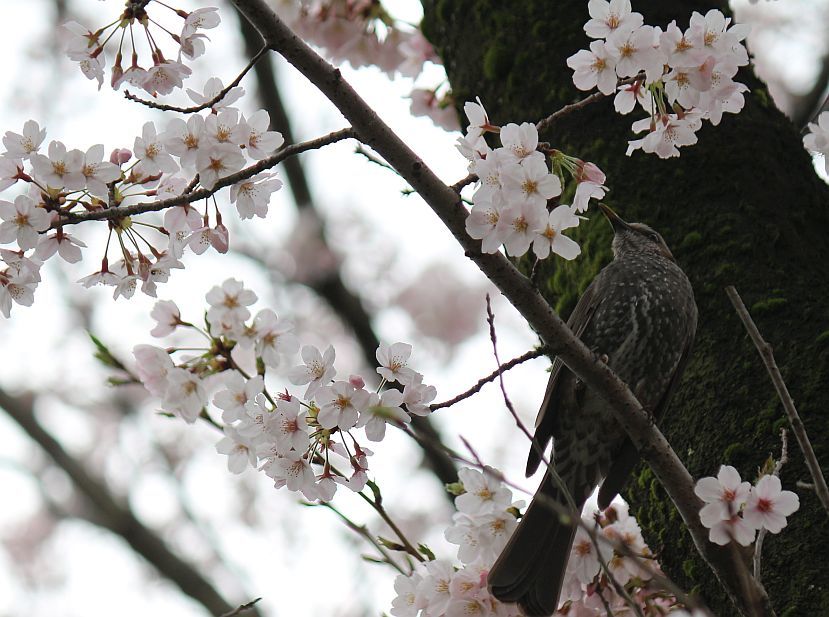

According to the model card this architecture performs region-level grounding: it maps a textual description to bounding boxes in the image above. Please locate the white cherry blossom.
[532,204,581,260]
[743,475,799,533]
[288,344,336,399]
[376,341,417,385]
[230,172,283,219]
[0,195,51,250]
[3,120,46,159]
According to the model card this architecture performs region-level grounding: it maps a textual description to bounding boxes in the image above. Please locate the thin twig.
[431,347,548,411]
[354,144,399,175]
[124,46,270,113]
[219,598,262,617]
[357,490,425,564]
[726,286,829,517]
[536,74,643,134]
[58,128,356,225]
[753,429,789,583]
[450,173,476,193]
[316,501,407,575]
[484,295,645,617]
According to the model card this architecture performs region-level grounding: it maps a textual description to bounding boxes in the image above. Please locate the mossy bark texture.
[421,1,829,615]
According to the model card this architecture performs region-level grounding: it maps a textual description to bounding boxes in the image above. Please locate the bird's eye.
[648,232,660,243]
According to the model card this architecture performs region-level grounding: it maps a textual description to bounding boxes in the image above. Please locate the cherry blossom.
[391,571,424,617]
[162,115,206,170]
[584,0,643,40]
[401,374,437,417]
[376,341,417,385]
[532,205,581,260]
[567,40,618,96]
[804,111,829,173]
[271,395,309,452]
[500,154,562,207]
[357,389,408,441]
[214,372,264,423]
[316,380,370,430]
[230,172,283,219]
[162,367,207,423]
[743,474,799,533]
[455,467,512,516]
[34,231,87,264]
[0,195,51,250]
[3,120,46,159]
[694,465,751,527]
[196,143,246,190]
[80,144,121,196]
[499,122,539,161]
[495,200,547,257]
[268,450,318,499]
[134,122,179,177]
[240,110,284,160]
[205,278,257,334]
[288,344,337,399]
[149,300,181,337]
[29,141,85,190]
[215,425,258,474]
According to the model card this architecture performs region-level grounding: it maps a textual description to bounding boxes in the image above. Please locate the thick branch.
[0,387,254,617]
[230,2,773,614]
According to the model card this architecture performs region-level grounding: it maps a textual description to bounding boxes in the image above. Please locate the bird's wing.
[525,278,604,477]
[596,323,696,510]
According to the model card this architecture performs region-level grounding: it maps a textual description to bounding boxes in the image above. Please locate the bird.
[487,203,698,616]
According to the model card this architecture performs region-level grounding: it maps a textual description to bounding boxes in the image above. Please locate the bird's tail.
[488,470,587,616]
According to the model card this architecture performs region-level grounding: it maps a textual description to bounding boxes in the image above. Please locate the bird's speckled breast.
[552,253,697,492]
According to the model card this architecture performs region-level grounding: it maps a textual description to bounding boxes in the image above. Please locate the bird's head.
[598,203,675,262]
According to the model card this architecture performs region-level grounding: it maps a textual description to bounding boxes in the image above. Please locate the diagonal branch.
[230,2,775,614]
[726,286,829,517]
[430,346,548,411]
[0,387,257,617]
[58,127,356,225]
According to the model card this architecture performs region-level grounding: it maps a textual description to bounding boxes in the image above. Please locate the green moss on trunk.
[422,1,829,614]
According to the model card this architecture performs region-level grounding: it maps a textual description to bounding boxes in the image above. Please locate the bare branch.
[726,285,829,518]
[230,3,775,613]
[0,387,252,617]
[219,598,262,617]
[124,46,270,113]
[430,346,548,411]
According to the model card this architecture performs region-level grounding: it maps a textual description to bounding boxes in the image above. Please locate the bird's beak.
[598,203,631,232]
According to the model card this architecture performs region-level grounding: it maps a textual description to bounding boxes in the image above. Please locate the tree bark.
[421,1,829,615]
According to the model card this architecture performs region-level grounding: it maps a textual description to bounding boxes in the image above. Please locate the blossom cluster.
[391,468,680,617]
[694,465,799,546]
[803,111,829,175]
[134,278,437,502]
[0,83,285,316]
[567,1,751,158]
[64,4,220,94]
[272,0,459,130]
[458,99,605,259]
[390,467,524,617]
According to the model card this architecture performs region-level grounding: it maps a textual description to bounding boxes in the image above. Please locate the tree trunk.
[421,1,829,615]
